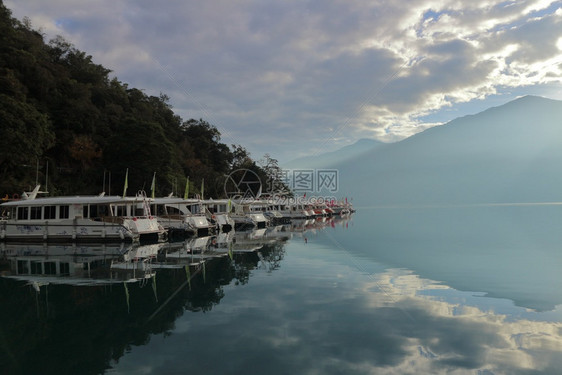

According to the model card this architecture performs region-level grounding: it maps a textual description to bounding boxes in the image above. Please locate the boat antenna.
[45,160,49,193]
[34,159,49,194]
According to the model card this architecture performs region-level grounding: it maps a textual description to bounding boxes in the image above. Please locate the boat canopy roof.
[202,198,231,204]
[150,197,202,205]
[0,195,141,207]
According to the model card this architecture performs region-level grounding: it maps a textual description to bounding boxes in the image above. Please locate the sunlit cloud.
[4,0,562,161]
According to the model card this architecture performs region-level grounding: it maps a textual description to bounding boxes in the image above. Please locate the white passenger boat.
[249,199,285,224]
[230,200,269,230]
[0,186,166,243]
[202,199,235,232]
[278,203,313,220]
[150,197,215,237]
[328,200,354,216]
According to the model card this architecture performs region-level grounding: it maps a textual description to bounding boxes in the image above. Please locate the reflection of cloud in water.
[113,259,562,375]
[358,269,562,374]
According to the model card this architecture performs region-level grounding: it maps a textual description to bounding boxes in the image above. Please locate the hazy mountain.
[335,96,562,206]
[326,96,562,311]
[283,138,386,169]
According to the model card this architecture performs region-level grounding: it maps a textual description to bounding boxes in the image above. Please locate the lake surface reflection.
[1,207,562,374]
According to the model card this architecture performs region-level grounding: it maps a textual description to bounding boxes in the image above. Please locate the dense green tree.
[103,118,181,195]
[0,94,54,192]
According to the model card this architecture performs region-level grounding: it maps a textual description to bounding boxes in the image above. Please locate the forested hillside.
[0,1,276,198]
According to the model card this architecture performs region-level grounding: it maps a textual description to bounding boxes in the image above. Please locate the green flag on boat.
[122,168,129,198]
[150,172,156,199]
[184,177,189,199]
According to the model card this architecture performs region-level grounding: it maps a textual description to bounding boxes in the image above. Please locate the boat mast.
[45,161,48,193]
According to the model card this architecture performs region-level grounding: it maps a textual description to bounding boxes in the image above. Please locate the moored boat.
[201,199,236,232]
[230,200,269,230]
[150,197,215,238]
[278,203,313,220]
[0,186,166,243]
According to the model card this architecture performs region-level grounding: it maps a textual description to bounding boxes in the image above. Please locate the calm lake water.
[2,206,562,374]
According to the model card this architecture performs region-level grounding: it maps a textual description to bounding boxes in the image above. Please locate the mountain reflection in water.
[2,211,562,375]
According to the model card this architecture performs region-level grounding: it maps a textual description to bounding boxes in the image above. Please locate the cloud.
[5,0,562,160]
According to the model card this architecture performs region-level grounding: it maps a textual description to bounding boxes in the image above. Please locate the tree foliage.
[0,1,287,198]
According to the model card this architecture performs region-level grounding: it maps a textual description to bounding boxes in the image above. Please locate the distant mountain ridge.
[326,96,562,312]
[284,138,386,169]
[329,95,562,206]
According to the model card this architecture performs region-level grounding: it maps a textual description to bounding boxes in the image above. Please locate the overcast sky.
[5,0,562,162]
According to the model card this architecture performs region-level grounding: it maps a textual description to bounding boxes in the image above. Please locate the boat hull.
[0,219,136,242]
[0,216,166,243]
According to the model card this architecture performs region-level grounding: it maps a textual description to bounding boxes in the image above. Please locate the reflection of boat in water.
[0,206,359,375]
[0,215,346,288]
[157,237,227,268]
[281,215,352,237]
[232,228,276,253]
[0,241,129,257]
[0,242,157,285]
[264,225,292,241]
[109,242,165,280]
[286,218,315,234]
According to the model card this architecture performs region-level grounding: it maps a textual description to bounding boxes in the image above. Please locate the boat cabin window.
[189,205,202,214]
[150,204,162,216]
[17,260,29,274]
[44,205,56,219]
[17,207,28,220]
[44,261,57,275]
[92,205,109,217]
[166,206,182,215]
[83,205,89,218]
[134,206,145,217]
[30,206,41,220]
[218,204,227,213]
[59,205,70,219]
[100,205,110,217]
[59,262,70,275]
[30,260,42,274]
[155,204,166,216]
[114,205,127,217]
